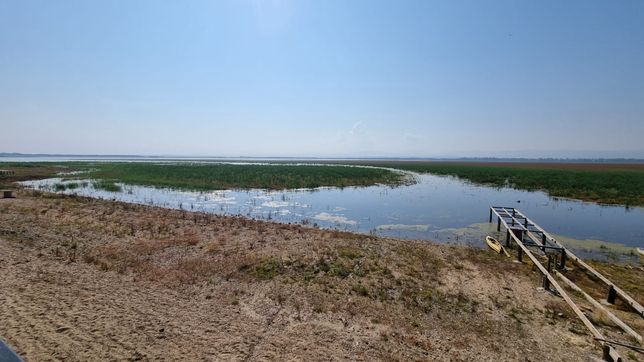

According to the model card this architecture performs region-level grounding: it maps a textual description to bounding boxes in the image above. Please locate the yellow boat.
[486,236,510,257]
[637,248,644,257]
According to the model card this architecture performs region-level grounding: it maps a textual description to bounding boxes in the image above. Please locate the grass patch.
[352,284,369,297]
[354,161,644,206]
[92,180,122,192]
[53,182,87,191]
[0,162,77,189]
[251,257,284,280]
[86,162,406,191]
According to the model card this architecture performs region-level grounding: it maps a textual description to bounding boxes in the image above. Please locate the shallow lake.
[21,171,644,262]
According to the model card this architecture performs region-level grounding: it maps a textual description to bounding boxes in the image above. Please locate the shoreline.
[1,190,642,360]
[17,180,644,264]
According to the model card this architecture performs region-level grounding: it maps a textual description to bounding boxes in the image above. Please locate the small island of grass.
[86,162,407,191]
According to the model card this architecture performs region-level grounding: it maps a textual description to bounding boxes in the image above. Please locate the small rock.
[55,327,70,333]
[130,351,145,361]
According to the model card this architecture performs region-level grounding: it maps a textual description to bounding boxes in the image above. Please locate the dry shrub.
[181,230,200,246]
[544,300,573,319]
[84,243,137,274]
[160,256,219,284]
[589,309,612,327]
[205,241,221,253]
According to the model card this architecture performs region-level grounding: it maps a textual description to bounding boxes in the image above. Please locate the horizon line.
[1,152,644,163]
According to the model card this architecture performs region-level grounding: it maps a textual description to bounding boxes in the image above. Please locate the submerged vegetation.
[53,181,89,191]
[353,161,644,207]
[92,180,122,192]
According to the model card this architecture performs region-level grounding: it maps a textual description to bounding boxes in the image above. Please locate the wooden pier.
[489,206,643,362]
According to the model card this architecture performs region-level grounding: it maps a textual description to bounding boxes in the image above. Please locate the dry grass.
[0,189,614,361]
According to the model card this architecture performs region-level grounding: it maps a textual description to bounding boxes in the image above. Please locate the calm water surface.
[21,172,644,262]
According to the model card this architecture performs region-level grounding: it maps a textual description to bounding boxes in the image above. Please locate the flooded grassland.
[19,163,644,263]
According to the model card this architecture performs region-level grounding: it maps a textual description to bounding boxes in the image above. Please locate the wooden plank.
[496,208,545,236]
[555,271,642,343]
[504,227,621,361]
[511,209,644,318]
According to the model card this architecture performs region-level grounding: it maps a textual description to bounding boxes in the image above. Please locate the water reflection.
[21,173,644,262]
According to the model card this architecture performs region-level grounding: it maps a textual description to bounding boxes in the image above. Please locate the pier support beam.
[543,255,552,291]
[607,286,617,304]
[558,250,567,270]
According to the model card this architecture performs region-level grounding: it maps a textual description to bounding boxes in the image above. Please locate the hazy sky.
[1,0,643,158]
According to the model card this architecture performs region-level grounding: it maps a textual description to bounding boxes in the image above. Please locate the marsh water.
[21,168,644,263]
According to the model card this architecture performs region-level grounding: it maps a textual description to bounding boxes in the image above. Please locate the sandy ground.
[0,190,640,361]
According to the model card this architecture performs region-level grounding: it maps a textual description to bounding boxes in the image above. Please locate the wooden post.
[489,209,493,223]
[506,230,510,247]
[497,217,501,231]
[543,255,552,290]
[607,286,617,304]
[558,249,567,270]
[518,248,523,262]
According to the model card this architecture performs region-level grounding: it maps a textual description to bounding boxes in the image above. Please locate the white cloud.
[349,121,364,136]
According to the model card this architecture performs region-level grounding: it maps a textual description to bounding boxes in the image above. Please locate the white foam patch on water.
[376,224,432,232]
[197,192,237,204]
[313,212,357,225]
[57,170,92,176]
[262,201,290,208]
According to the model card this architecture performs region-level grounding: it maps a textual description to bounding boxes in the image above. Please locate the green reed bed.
[357,162,644,207]
[87,162,406,191]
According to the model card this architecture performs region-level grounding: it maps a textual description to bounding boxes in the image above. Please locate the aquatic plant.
[354,162,644,207]
[86,162,406,191]
[92,180,122,192]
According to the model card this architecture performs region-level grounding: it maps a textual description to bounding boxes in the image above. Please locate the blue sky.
[1,0,643,158]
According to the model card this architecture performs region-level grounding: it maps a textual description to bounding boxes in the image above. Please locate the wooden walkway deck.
[489,206,643,362]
